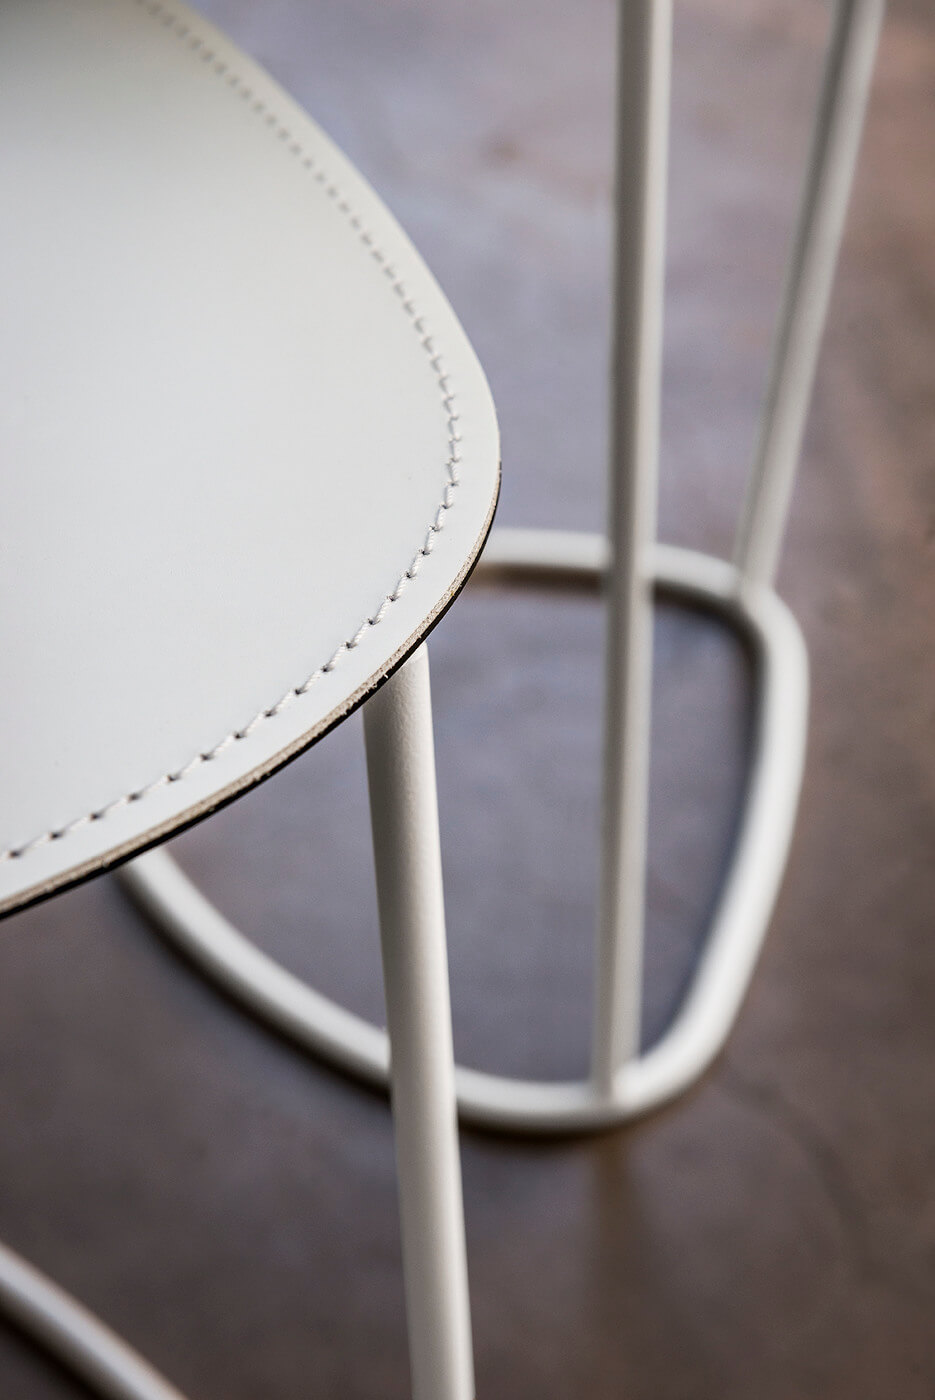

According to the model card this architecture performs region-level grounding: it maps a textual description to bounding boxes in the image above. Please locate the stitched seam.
[1,0,464,864]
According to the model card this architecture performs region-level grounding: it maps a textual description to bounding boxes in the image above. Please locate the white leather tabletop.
[0,0,499,916]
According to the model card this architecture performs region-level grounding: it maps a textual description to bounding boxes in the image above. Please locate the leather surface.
[0,0,499,916]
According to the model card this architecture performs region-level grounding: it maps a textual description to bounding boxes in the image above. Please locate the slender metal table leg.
[364,645,474,1400]
[734,0,886,592]
[592,0,673,1091]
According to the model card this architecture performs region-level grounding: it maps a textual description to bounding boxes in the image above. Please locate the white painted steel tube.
[733,0,885,591]
[120,533,809,1136]
[593,0,673,1091]
[0,1241,187,1400]
[363,646,474,1400]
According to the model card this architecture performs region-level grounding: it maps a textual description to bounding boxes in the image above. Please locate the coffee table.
[0,2,499,1396]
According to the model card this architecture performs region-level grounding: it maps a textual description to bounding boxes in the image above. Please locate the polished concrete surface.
[2,0,934,1395]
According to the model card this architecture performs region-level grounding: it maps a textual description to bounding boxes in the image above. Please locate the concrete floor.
[2,0,934,1395]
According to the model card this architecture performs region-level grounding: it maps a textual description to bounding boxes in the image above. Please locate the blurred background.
[2,0,934,1395]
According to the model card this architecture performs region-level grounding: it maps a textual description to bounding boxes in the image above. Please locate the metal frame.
[0,0,884,1394]
[122,539,808,1135]
[120,0,883,1135]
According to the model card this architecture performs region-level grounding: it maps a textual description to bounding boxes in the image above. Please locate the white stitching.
[1,0,464,864]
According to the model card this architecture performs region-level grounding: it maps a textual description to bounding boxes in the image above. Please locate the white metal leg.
[363,646,474,1400]
[593,0,672,1091]
[734,0,885,591]
[119,0,881,1138]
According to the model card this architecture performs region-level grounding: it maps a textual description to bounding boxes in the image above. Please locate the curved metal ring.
[0,1240,186,1400]
[119,529,809,1135]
